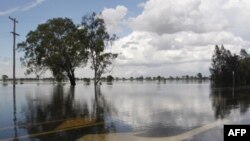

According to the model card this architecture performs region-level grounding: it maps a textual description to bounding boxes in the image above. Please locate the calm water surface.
[0,80,250,141]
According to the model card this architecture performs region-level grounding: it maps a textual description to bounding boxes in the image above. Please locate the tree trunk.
[68,74,76,86]
[94,68,97,89]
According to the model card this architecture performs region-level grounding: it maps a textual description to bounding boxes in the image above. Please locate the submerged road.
[77,119,228,141]
[0,118,229,141]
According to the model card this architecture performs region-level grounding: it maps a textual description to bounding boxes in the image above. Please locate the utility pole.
[9,16,19,87]
[232,71,235,88]
[232,71,235,97]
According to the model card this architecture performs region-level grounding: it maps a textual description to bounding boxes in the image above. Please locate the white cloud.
[101,5,128,33]
[127,0,250,36]
[0,0,46,16]
[105,0,250,77]
[137,2,145,8]
[0,7,19,16]
[113,31,249,65]
[150,31,249,50]
[128,0,227,34]
[109,30,249,76]
[22,0,46,11]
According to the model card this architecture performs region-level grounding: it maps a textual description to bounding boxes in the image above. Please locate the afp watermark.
[224,125,250,141]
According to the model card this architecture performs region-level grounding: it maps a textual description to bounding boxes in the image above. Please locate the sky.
[1,0,250,78]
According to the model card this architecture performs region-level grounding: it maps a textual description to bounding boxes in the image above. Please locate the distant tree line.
[1,74,208,83]
[210,45,250,86]
[111,74,209,81]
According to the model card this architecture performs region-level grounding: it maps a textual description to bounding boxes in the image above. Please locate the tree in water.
[106,75,114,82]
[210,45,241,86]
[18,18,88,86]
[239,49,250,85]
[81,13,118,89]
[2,75,8,82]
[197,73,202,80]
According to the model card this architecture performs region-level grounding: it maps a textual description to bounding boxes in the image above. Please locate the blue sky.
[0,0,144,78]
[1,0,144,54]
[1,0,250,78]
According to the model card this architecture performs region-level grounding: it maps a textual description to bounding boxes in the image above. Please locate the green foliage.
[210,45,250,86]
[239,49,250,85]
[240,49,249,58]
[81,13,118,86]
[18,18,88,86]
[83,78,91,83]
[136,76,144,81]
[2,75,8,81]
[157,76,161,81]
[130,77,134,81]
[106,75,114,82]
[145,77,152,81]
[197,73,202,80]
[169,76,174,80]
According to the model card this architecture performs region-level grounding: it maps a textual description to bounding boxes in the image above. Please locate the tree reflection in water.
[210,87,250,119]
[20,85,117,141]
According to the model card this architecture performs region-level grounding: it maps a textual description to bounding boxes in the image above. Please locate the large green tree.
[210,45,241,86]
[18,18,88,86]
[81,13,118,88]
[239,49,250,85]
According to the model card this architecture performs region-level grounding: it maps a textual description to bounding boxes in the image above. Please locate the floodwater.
[0,80,250,141]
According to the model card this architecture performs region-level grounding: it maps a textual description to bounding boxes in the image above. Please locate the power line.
[9,16,20,87]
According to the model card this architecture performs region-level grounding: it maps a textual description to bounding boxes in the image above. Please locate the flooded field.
[1,80,250,141]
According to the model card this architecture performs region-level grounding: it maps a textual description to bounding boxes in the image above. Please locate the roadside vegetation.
[210,45,250,86]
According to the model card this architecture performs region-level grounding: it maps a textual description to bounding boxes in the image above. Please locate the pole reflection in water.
[13,86,18,140]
